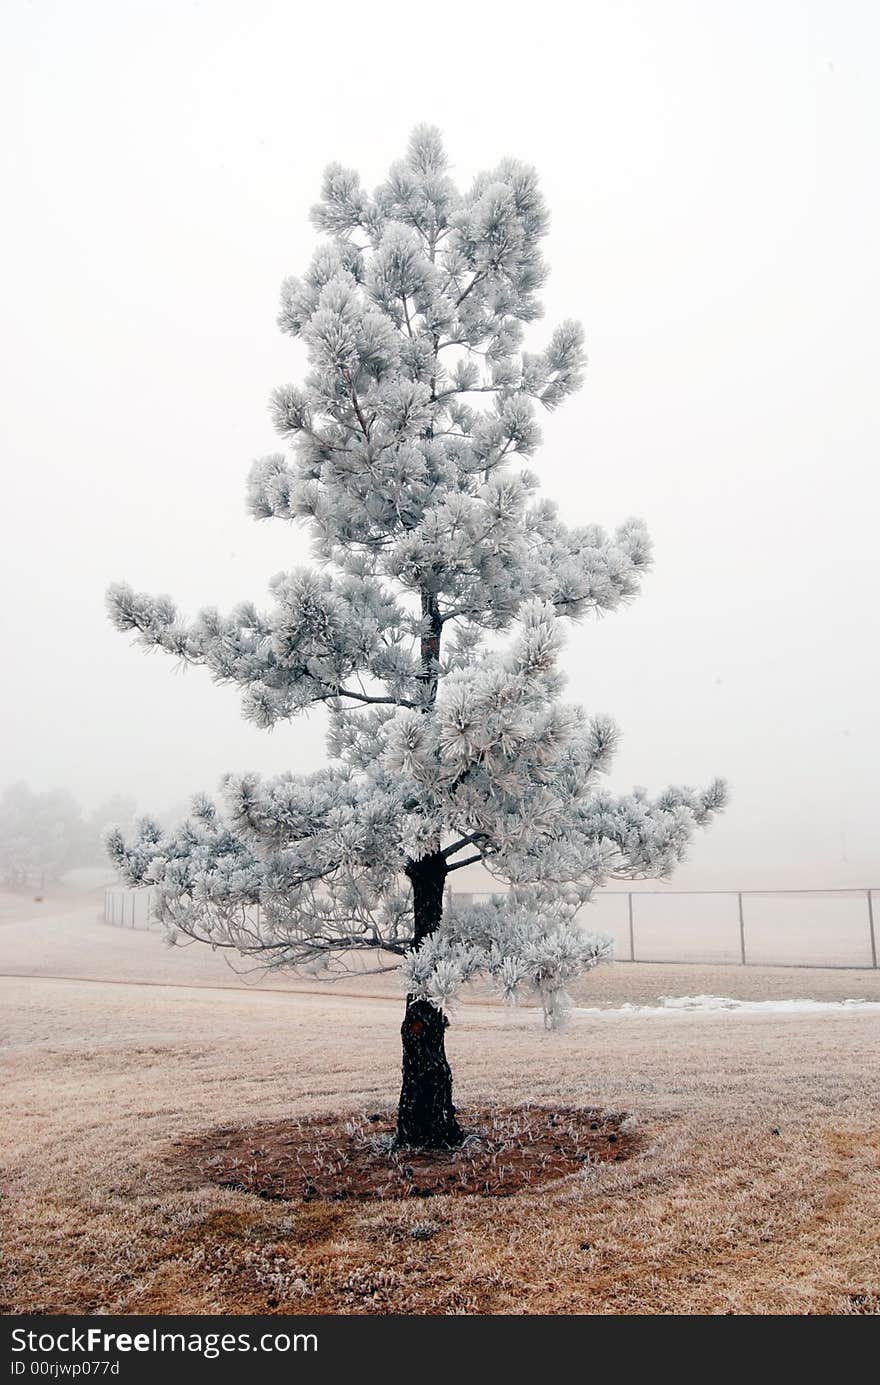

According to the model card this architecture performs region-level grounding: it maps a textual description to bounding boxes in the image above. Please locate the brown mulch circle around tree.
[165,1105,639,1201]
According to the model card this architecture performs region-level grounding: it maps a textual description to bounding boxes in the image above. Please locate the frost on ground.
[3,887,880,1314]
[3,951,880,1315]
[572,994,880,1018]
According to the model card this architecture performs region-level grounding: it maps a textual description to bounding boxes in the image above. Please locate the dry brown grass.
[3,974,880,1315]
[1,889,880,1315]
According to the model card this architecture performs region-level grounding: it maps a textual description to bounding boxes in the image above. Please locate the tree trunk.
[396,851,464,1149]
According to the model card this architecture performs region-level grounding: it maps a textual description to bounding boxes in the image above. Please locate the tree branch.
[332,687,417,709]
[454,269,486,308]
[447,853,485,872]
[442,831,487,859]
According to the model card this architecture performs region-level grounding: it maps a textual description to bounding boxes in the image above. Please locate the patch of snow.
[572,994,880,1019]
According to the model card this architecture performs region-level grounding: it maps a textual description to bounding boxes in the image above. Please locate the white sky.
[1,0,877,888]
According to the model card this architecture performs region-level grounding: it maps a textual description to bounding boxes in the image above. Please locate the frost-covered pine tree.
[107,127,726,1148]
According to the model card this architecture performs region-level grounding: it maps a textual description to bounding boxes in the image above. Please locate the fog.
[1,0,877,889]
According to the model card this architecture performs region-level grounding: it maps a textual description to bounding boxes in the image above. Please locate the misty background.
[1,0,877,890]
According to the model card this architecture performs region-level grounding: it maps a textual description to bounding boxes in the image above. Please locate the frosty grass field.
[2,881,879,1315]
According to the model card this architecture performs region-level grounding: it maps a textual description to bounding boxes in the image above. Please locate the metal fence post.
[868,890,877,969]
[737,891,747,965]
[628,893,635,962]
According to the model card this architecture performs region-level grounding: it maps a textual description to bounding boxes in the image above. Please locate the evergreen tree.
[0,781,85,889]
[107,127,726,1147]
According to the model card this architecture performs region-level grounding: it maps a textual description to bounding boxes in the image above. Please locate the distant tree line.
[0,782,137,889]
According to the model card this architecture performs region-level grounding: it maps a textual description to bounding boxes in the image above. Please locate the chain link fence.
[451,887,879,969]
[106,884,879,969]
[105,886,156,928]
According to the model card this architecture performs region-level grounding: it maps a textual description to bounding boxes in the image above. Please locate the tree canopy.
[107,126,725,1028]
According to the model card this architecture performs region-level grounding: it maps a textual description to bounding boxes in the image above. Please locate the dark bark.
[395,851,464,1149]
[393,587,464,1149]
[417,588,443,706]
[407,848,447,946]
[396,997,462,1148]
